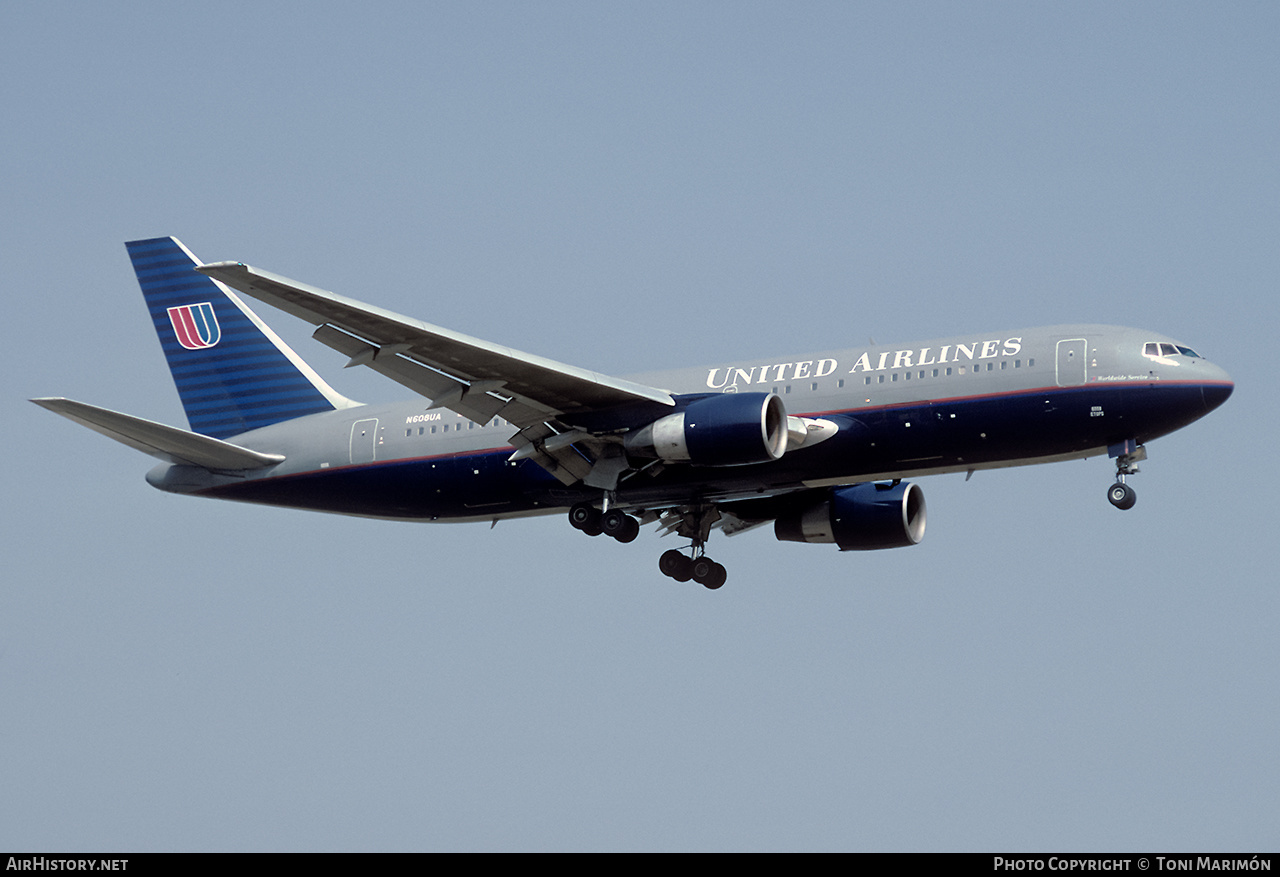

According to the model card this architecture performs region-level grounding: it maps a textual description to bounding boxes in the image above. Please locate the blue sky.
[3,2,1276,851]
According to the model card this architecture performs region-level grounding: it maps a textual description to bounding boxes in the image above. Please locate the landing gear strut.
[1106,441,1146,511]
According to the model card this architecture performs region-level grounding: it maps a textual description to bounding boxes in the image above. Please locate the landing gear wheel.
[1108,482,1137,510]
[618,516,640,543]
[659,549,693,582]
[602,510,640,543]
[691,558,727,590]
[568,502,602,534]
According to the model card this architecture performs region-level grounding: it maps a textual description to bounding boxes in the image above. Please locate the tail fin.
[126,237,355,439]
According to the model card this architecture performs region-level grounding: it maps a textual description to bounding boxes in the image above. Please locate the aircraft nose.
[1202,365,1234,412]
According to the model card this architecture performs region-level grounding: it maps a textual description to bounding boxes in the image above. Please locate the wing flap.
[31,398,285,471]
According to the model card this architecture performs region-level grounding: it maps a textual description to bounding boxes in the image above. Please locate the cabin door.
[1055,338,1088,387]
[350,418,379,464]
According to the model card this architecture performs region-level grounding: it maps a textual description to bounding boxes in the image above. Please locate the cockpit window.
[1144,342,1202,359]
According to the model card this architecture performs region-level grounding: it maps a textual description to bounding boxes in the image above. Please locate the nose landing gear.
[1106,441,1146,510]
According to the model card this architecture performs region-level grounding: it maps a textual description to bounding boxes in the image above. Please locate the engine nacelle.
[625,393,789,466]
[775,482,926,550]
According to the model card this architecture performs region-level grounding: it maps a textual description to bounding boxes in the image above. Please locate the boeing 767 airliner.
[33,237,1233,589]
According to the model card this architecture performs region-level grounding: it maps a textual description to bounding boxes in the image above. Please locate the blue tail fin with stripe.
[127,237,353,439]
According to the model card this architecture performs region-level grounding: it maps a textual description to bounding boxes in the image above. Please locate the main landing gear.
[567,500,729,589]
[659,549,727,590]
[568,501,640,542]
[655,504,728,589]
[1106,442,1146,511]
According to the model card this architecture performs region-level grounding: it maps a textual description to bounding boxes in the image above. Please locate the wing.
[195,261,675,484]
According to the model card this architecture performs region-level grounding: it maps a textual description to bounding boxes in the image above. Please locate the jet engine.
[774,482,926,550]
[625,392,789,466]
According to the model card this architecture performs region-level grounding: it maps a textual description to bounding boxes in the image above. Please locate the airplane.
[33,237,1234,589]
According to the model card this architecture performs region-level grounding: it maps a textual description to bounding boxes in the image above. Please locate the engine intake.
[775,482,926,550]
[625,393,788,466]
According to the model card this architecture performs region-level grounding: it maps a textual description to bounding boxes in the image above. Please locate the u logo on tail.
[167,302,221,350]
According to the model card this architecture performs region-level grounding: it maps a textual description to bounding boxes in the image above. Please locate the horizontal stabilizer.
[31,398,285,470]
